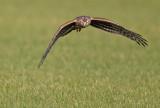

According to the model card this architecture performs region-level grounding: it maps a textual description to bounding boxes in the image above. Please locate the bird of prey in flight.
[38,16,148,68]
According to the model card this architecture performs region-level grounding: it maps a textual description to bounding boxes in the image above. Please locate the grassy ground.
[0,0,160,107]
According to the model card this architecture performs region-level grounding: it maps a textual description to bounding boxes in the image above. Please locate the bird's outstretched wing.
[90,17,148,46]
[38,20,76,68]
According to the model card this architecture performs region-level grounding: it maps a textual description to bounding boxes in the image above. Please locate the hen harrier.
[38,16,148,68]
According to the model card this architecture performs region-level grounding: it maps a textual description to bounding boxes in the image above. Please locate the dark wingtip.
[136,37,148,47]
[37,56,45,69]
[37,60,43,69]
[132,33,148,47]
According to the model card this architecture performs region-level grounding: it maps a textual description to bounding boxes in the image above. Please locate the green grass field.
[0,0,160,107]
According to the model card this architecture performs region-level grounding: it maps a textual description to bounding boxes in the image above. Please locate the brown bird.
[38,16,148,68]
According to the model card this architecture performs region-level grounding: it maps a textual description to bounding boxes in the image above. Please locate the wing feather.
[91,17,148,46]
[38,20,76,68]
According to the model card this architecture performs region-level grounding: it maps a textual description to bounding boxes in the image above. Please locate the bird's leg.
[76,28,81,32]
[78,28,81,32]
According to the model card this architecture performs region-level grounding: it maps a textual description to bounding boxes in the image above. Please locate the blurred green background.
[0,0,160,107]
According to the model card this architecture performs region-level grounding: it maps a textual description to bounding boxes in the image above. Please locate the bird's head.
[76,16,91,28]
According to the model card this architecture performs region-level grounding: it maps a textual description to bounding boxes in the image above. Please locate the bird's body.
[75,16,91,28]
[38,16,148,68]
